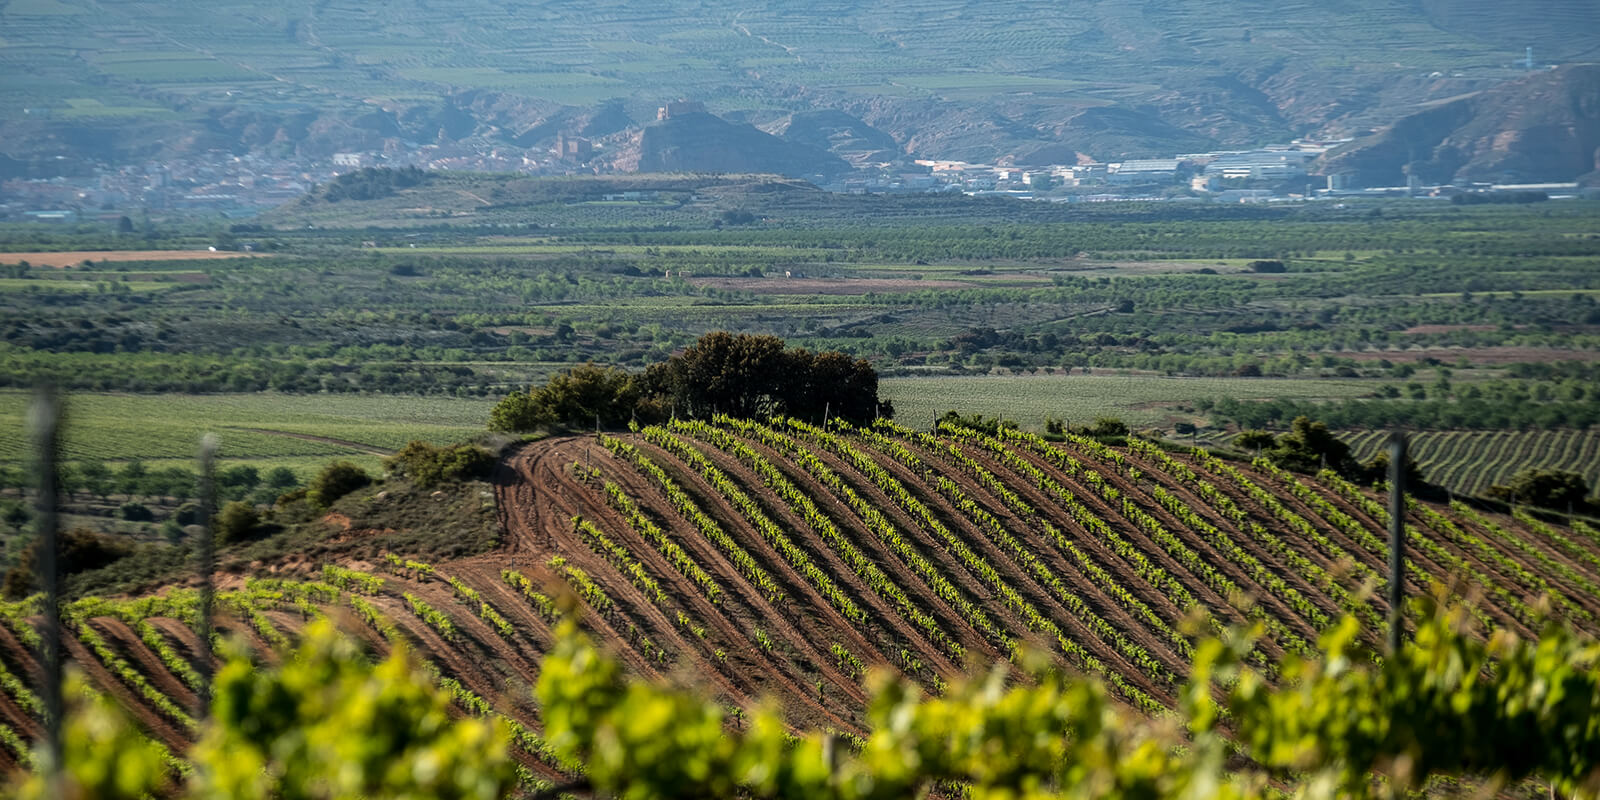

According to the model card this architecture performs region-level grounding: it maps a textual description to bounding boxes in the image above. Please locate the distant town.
[1,116,1587,224]
[832,145,1582,204]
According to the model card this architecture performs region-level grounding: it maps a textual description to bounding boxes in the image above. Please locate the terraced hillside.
[1,419,1597,786]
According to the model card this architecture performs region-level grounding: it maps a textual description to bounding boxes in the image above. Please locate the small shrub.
[1087,417,1128,437]
[119,502,154,522]
[3,528,134,599]
[264,467,300,491]
[307,461,370,509]
[937,410,1017,436]
[384,441,496,488]
[1,500,29,533]
[174,502,202,526]
[1234,430,1277,451]
[216,501,260,543]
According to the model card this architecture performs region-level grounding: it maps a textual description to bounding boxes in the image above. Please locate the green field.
[882,375,1373,431]
[0,392,495,478]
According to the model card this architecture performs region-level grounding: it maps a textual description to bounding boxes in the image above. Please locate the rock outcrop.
[631,112,849,179]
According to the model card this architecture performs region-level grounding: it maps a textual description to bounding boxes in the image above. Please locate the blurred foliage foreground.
[13,586,1600,800]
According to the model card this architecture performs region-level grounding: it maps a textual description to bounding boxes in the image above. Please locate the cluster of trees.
[0,349,498,396]
[489,332,892,431]
[1451,190,1548,205]
[5,206,1597,401]
[2,527,133,599]
[382,441,495,489]
[1232,416,1419,484]
[0,461,299,507]
[1486,467,1594,513]
[1207,393,1600,432]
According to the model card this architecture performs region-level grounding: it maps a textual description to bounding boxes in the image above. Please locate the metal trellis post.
[1387,432,1408,656]
[29,388,63,786]
[195,434,218,718]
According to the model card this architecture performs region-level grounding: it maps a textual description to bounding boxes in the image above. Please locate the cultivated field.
[0,392,495,478]
[1192,428,1600,499]
[1342,429,1600,497]
[883,374,1370,430]
[0,419,1591,784]
[0,251,261,266]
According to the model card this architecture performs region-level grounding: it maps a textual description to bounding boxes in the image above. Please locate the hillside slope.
[1319,64,1600,186]
[1,420,1596,779]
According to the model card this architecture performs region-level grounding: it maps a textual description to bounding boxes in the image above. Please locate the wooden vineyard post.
[1387,432,1407,656]
[195,434,218,719]
[29,388,63,785]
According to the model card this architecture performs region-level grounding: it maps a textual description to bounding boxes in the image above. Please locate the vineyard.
[1,421,1598,791]
[1340,428,1600,497]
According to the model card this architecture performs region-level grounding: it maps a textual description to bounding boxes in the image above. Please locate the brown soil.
[895,435,1189,687]
[796,427,1173,703]
[1423,510,1600,622]
[0,624,43,762]
[732,429,1014,665]
[61,630,191,752]
[639,432,950,676]
[493,435,867,732]
[1060,442,1324,648]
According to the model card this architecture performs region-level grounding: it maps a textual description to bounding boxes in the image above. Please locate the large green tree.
[489,332,890,432]
[660,332,790,419]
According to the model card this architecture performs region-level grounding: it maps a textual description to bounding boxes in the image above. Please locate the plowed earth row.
[2,424,1597,778]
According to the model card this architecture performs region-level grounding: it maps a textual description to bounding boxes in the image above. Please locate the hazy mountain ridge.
[0,0,1596,173]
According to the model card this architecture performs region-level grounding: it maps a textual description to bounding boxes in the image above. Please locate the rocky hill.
[616,112,851,179]
[768,111,900,167]
[1318,64,1600,186]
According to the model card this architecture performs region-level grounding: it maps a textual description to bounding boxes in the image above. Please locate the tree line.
[1206,393,1600,431]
